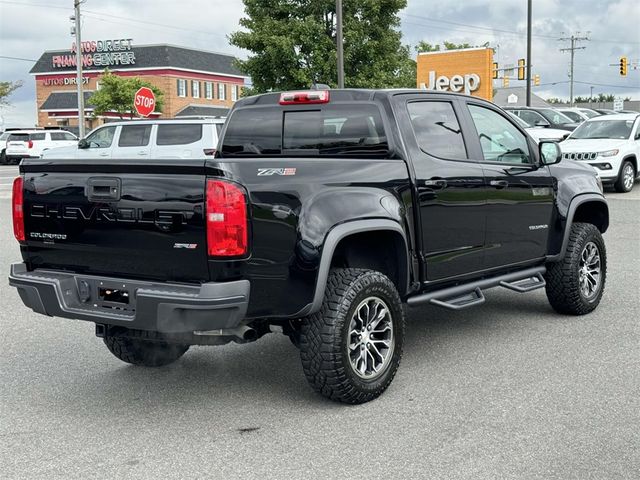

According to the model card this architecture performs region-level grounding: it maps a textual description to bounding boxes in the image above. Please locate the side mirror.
[78,138,89,149]
[540,141,562,165]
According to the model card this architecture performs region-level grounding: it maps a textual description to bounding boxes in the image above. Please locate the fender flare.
[307,219,410,315]
[547,193,608,263]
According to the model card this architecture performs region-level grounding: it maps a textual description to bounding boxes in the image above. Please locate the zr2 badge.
[257,168,297,176]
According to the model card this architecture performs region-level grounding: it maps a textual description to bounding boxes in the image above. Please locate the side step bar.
[407,266,546,311]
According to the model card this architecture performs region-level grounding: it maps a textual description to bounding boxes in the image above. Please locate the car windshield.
[537,109,575,125]
[579,110,599,119]
[570,119,634,139]
[507,112,531,129]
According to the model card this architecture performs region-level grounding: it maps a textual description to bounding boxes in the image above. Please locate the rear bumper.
[8,263,250,333]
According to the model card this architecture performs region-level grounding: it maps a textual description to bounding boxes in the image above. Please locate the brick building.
[30,42,247,130]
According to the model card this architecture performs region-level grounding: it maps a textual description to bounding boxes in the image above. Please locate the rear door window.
[9,134,29,143]
[50,132,77,141]
[30,133,46,141]
[407,101,467,160]
[222,104,388,157]
[156,124,202,145]
[118,125,152,147]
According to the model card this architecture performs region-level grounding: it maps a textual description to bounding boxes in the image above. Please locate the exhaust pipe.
[193,325,258,342]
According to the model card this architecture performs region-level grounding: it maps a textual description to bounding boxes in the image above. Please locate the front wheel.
[104,332,189,367]
[614,160,635,193]
[299,268,405,404]
[545,222,606,315]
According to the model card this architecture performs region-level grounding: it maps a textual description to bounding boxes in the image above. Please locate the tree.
[0,80,23,107]
[88,70,164,118]
[415,41,490,53]
[229,0,415,94]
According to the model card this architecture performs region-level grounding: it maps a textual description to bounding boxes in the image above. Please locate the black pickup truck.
[9,89,609,404]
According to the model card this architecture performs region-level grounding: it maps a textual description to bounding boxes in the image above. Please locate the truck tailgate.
[20,159,209,283]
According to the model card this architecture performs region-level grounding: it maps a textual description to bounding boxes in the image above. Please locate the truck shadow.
[54,290,556,413]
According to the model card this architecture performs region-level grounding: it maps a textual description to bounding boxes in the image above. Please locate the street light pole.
[74,0,85,138]
[526,0,532,107]
[590,86,594,108]
[336,0,344,88]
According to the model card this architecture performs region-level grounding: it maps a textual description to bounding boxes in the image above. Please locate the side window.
[86,126,116,148]
[50,132,64,141]
[30,133,46,141]
[468,104,532,164]
[407,101,467,160]
[118,125,152,147]
[518,110,545,126]
[562,111,583,123]
[156,124,203,146]
[63,132,77,141]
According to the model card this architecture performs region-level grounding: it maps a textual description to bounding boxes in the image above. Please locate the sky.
[0,0,639,128]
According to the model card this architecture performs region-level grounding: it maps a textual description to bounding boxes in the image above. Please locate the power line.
[0,0,68,9]
[537,80,639,89]
[0,55,37,62]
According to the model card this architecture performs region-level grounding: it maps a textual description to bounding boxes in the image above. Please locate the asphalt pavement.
[0,164,638,479]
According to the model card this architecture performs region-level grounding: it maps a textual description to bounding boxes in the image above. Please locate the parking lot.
[0,163,638,479]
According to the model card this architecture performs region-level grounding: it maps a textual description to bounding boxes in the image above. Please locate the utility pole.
[559,33,589,107]
[526,0,532,106]
[73,0,85,138]
[590,86,594,108]
[336,0,344,89]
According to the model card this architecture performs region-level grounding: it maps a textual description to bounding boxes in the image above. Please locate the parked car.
[555,107,595,123]
[10,89,609,404]
[560,113,640,192]
[504,107,581,131]
[593,108,617,115]
[0,131,10,164]
[506,111,569,143]
[4,129,77,164]
[42,118,225,160]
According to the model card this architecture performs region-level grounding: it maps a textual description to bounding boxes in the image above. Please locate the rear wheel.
[545,222,606,315]
[299,268,404,404]
[614,160,635,193]
[104,332,189,367]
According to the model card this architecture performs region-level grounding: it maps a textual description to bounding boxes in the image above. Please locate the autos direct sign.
[52,38,135,69]
[417,47,494,101]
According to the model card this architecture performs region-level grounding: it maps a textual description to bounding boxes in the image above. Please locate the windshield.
[507,111,531,129]
[537,109,574,125]
[579,109,599,119]
[570,119,634,139]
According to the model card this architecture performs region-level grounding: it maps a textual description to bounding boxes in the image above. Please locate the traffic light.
[503,76,510,88]
[493,62,499,80]
[619,56,628,76]
[517,58,526,80]
[534,74,540,86]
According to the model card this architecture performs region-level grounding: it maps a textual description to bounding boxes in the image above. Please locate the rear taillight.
[27,140,33,149]
[279,90,330,105]
[203,148,216,156]
[206,179,248,257]
[12,177,25,242]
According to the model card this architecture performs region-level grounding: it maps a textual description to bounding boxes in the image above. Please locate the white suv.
[560,113,640,192]
[4,129,78,164]
[42,118,225,160]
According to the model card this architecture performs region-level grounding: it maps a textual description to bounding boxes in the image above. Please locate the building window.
[192,80,200,98]
[218,82,226,101]
[177,79,186,97]
[231,84,239,101]
[205,81,213,99]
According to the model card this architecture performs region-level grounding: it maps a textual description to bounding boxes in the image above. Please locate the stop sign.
[134,87,156,117]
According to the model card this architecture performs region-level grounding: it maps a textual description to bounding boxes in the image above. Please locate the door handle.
[86,177,121,202]
[99,151,109,157]
[490,180,509,189]
[138,151,148,155]
[424,179,447,190]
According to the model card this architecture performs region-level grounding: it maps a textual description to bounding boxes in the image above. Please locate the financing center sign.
[416,47,494,101]
[52,38,135,69]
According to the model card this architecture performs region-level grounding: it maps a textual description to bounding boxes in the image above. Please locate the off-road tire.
[299,268,405,404]
[614,160,635,193]
[104,332,189,367]
[545,222,606,315]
